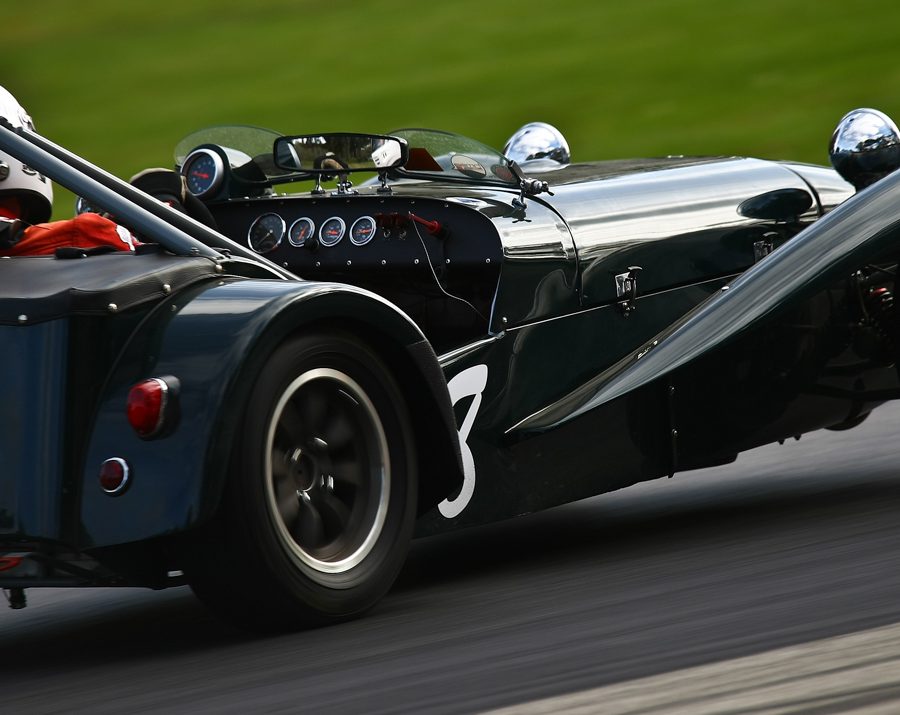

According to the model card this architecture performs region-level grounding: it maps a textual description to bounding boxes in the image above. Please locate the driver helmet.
[829,108,900,191]
[0,86,53,223]
[503,121,571,167]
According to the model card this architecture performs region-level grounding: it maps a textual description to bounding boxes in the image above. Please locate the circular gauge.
[350,216,377,246]
[288,217,316,247]
[181,148,225,198]
[319,217,346,247]
[247,213,285,253]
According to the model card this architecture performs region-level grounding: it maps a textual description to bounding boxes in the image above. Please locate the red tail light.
[127,377,171,438]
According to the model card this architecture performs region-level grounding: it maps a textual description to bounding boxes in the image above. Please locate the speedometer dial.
[181,148,224,198]
[319,217,346,247]
[350,216,377,246]
[247,213,285,253]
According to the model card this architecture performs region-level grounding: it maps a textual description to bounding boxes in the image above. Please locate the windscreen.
[174,125,298,180]
[389,128,518,185]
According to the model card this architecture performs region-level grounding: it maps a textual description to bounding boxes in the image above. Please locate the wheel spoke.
[271,449,291,483]
[276,398,306,446]
[322,404,356,451]
[293,498,326,548]
[272,455,299,512]
[315,490,352,533]
[297,384,329,435]
[276,487,300,527]
[330,450,364,487]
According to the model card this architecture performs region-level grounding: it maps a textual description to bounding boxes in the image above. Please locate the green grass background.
[8,0,900,216]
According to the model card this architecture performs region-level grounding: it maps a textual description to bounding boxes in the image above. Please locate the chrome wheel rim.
[264,368,390,575]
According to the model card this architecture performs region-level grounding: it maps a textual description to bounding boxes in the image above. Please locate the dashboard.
[210,194,502,277]
[208,194,504,349]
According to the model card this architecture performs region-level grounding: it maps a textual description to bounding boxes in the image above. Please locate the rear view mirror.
[274,133,408,174]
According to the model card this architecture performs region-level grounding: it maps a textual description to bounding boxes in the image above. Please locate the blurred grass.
[8,0,900,216]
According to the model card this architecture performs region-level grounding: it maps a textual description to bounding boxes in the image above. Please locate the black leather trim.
[0,252,217,324]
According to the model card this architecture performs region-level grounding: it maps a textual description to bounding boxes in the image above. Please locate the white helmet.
[0,87,53,223]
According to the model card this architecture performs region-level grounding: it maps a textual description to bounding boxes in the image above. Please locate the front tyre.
[188,332,417,631]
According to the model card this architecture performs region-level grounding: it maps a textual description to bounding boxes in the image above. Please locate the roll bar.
[0,119,295,280]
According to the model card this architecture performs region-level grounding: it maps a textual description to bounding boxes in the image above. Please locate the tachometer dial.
[350,216,377,246]
[319,217,346,247]
[181,148,225,198]
[289,217,316,247]
[247,213,285,253]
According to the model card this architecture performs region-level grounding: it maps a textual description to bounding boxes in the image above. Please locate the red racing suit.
[0,212,139,256]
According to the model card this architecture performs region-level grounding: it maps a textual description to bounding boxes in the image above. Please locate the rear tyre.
[187,332,417,631]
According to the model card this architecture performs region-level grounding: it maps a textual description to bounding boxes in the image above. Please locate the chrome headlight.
[503,122,571,166]
[829,108,900,190]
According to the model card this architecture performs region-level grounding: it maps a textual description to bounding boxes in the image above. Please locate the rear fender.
[78,278,461,549]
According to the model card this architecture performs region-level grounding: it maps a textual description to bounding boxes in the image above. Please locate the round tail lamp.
[99,457,131,495]
[127,376,178,438]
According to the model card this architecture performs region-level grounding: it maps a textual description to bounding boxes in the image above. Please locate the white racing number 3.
[439,364,488,519]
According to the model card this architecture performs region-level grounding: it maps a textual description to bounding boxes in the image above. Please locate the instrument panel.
[211,195,503,277]
[246,214,383,251]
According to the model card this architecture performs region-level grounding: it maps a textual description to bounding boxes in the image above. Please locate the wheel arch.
[203,284,466,525]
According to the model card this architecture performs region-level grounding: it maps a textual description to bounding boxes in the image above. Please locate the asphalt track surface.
[4,403,900,714]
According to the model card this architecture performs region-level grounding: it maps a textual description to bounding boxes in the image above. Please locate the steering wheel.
[130,168,217,229]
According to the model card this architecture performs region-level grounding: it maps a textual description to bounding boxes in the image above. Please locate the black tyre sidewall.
[198,331,416,627]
